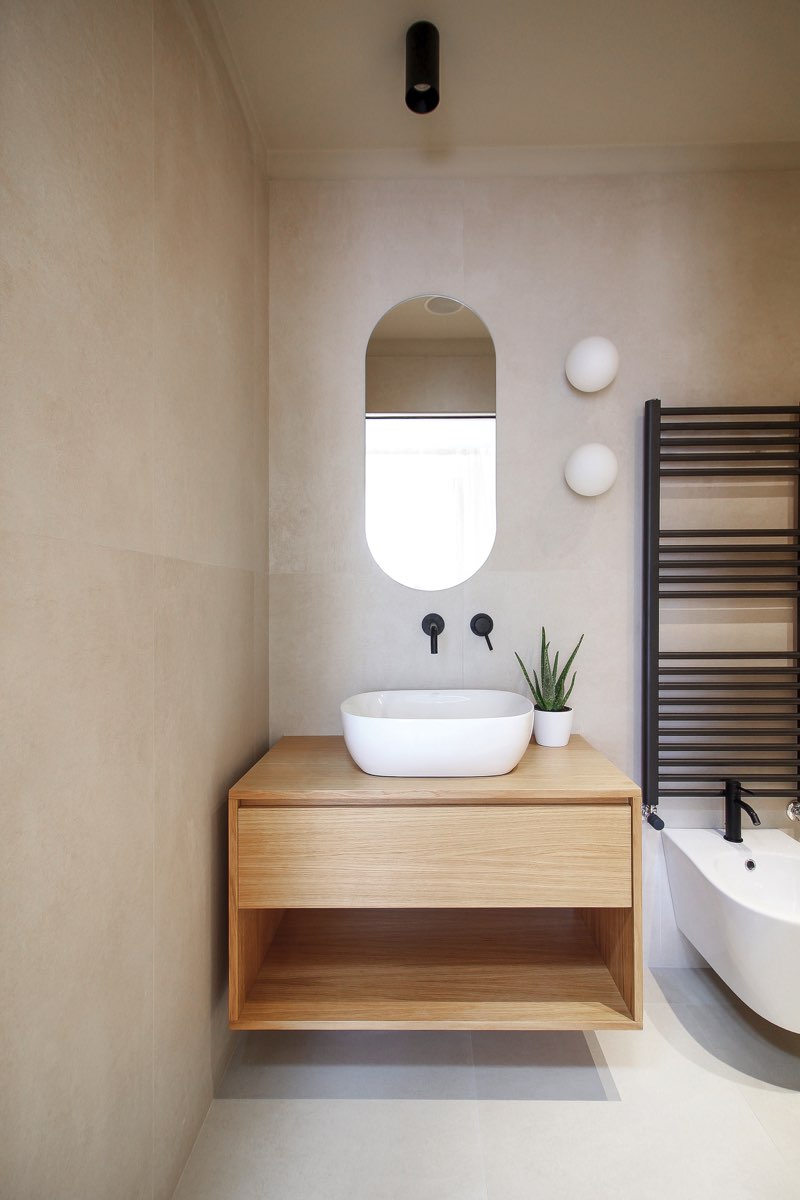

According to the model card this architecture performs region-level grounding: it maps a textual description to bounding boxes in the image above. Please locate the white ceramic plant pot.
[533,707,573,747]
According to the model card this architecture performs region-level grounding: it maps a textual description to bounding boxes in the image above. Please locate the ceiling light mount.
[405,21,439,114]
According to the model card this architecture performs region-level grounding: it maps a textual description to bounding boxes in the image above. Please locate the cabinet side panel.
[228,795,240,1022]
[579,799,643,1025]
[230,797,285,1022]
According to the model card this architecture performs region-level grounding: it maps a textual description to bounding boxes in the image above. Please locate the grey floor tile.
[217,1031,477,1100]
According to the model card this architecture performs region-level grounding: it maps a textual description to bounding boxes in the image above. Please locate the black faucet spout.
[738,799,761,828]
[421,613,444,655]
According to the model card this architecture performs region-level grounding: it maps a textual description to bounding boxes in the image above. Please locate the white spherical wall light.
[565,336,619,393]
[564,443,618,497]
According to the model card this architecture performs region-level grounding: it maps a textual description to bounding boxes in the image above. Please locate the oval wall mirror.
[364,296,496,591]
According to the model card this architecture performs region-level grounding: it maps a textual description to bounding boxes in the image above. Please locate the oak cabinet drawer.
[237,805,631,909]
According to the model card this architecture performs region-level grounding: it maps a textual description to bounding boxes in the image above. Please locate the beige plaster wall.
[0,2,268,1197]
[268,171,799,963]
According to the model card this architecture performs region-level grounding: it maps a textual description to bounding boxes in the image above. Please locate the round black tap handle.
[422,613,444,635]
[647,812,665,831]
[470,613,494,650]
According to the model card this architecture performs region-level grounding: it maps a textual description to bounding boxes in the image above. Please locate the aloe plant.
[515,627,584,712]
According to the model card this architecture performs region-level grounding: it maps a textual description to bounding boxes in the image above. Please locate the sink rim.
[341,688,534,722]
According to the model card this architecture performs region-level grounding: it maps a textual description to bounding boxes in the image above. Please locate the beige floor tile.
[743,1086,800,1167]
[173,1099,488,1200]
[477,1090,797,1200]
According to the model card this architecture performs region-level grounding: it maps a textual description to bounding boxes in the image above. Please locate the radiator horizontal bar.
[659,421,800,432]
[657,686,800,696]
[659,590,800,598]
[658,759,799,767]
[658,774,799,784]
[659,651,800,659]
[661,467,800,477]
[658,714,800,722]
[658,666,800,674]
[660,437,800,448]
[659,559,800,567]
[658,789,799,798]
[659,575,799,583]
[661,406,800,416]
[660,453,799,464]
[658,742,800,750]
[662,696,796,700]
[659,529,800,538]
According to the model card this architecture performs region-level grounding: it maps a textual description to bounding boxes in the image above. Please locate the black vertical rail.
[642,399,661,809]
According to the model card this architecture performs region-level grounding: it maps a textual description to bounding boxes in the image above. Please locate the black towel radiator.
[642,400,800,823]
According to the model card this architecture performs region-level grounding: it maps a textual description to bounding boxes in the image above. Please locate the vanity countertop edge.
[229,734,641,805]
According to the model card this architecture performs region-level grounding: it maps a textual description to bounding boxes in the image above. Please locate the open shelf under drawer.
[232,907,638,1031]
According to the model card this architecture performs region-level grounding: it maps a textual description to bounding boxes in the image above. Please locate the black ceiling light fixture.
[405,21,440,114]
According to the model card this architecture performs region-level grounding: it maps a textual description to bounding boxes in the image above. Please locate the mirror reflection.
[365,296,496,591]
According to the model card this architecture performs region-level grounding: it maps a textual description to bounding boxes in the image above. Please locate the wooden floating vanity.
[229,735,642,1031]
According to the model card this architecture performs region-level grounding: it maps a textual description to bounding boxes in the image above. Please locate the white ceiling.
[213,0,800,159]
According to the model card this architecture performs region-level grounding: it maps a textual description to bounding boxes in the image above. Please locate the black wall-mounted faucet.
[722,778,761,843]
[422,613,444,654]
[470,612,494,650]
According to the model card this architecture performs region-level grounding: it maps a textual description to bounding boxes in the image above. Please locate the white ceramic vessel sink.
[340,689,534,777]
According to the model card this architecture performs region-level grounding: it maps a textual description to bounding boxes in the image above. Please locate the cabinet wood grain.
[238,804,632,909]
[234,909,634,1030]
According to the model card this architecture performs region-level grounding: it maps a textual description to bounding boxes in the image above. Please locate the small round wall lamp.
[406,22,440,113]
[565,336,619,393]
[564,443,619,496]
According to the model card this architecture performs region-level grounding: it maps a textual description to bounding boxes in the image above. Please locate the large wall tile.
[0,533,154,1200]
[153,0,256,571]
[253,172,270,576]
[153,555,256,1200]
[269,567,466,742]
[0,0,154,553]
[254,571,270,754]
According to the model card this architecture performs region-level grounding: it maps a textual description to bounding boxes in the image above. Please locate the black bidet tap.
[722,778,761,843]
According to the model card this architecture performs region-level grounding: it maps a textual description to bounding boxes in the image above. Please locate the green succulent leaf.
[516,627,583,712]
[554,633,584,698]
[540,630,553,702]
[514,651,542,707]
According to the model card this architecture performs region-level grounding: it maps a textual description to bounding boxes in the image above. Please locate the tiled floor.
[173,969,800,1199]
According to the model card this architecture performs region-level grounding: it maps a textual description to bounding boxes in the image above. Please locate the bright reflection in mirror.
[365,296,496,591]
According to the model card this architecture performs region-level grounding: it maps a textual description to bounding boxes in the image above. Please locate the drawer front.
[238,805,631,908]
